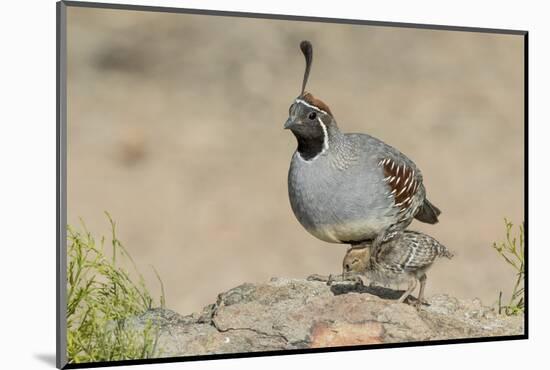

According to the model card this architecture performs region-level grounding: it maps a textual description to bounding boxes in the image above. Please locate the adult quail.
[285,40,441,245]
[342,230,453,304]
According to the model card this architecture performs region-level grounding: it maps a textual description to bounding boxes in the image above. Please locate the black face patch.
[289,106,326,160]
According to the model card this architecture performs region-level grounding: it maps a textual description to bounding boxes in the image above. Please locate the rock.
[127,278,524,357]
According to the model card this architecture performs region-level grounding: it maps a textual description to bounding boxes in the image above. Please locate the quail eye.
[308,112,317,120]
[345,264,350,271]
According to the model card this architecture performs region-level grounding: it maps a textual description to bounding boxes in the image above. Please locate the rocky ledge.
[127,278,524,357]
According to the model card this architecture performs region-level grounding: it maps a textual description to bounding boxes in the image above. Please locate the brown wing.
[373,231,439,273]
[378,157,420,213]
[372,239,407,273]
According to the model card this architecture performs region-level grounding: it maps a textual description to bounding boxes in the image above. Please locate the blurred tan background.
[66,7,524,315]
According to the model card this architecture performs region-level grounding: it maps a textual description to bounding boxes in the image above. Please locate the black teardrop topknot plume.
[300,40,313,96]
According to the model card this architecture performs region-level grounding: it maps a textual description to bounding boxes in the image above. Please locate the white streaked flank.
[397,186,407,197]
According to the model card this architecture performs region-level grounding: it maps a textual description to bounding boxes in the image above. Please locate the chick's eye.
[308,112,317,120]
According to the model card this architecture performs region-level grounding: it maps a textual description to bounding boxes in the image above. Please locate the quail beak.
[284,118,296,130]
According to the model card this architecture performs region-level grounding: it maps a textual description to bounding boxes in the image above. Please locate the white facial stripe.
[295,99,329,115]
[317,117,329,152]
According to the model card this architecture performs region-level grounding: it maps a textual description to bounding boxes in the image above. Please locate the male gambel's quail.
[342,231,453,304]
[285,40,441,245]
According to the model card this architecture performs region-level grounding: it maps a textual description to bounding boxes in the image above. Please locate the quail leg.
[416,273,429,305]
[397,278,417,304]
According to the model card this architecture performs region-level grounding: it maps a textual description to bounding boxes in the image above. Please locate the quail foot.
[342,230,453,305]
[285,41,441,247]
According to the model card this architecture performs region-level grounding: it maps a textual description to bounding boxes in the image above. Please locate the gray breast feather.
[287,133,427,243]
[288,145,397,242]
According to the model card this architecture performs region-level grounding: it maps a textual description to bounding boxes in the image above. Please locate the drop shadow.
[34,353,57,367]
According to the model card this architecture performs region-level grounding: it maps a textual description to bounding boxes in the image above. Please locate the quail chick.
[342,231,453,305]
[285,41,441,247]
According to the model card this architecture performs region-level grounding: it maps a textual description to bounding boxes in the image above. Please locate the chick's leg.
[397,277,417,304]
[417,273,428,305]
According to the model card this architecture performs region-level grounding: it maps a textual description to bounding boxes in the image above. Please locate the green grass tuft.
[492,218,524,316]
[67,212,165,363]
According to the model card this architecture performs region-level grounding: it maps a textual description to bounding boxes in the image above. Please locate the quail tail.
[439,248,454,259]
[414,198,441,224]
[435,242,454,259]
